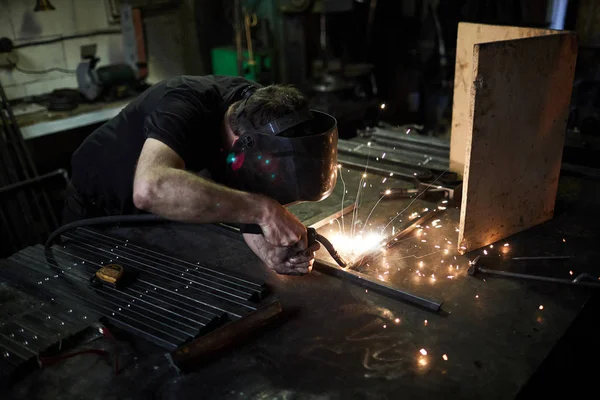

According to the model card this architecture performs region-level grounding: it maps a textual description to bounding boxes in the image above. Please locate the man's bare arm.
[133,138,306,247]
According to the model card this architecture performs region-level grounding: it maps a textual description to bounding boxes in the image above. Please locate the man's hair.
[227,84,308,137]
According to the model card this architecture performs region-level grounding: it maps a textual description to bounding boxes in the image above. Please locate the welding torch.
[240,224,347,268]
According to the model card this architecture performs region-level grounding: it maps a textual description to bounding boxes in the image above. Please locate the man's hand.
[258,198,307,248]
[244,233,320,275]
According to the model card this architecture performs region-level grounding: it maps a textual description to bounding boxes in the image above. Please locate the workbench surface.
[5,169,600,400]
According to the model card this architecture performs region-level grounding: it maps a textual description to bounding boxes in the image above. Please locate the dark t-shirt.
[70,75,261,215]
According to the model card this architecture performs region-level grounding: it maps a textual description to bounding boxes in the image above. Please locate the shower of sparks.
[328,232,385,261]
[380,168,450,234]
[338,165,347,234]
[420,349,428,356]
[442,354,448,361]
[360,190,392,236]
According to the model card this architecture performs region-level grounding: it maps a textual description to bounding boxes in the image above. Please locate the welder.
[63,75,339,276]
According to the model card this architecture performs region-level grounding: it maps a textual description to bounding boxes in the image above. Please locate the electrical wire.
[14,65,76,74]
[13,29,121,49]
[6,53,76,74]
[45,214,165,248]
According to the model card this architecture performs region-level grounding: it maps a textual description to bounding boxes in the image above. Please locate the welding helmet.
[225,88,338,205]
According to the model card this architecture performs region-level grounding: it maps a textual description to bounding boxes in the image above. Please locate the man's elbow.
[133,176,157,211]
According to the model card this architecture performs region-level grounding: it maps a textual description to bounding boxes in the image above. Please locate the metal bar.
[35,249,217,326]
[511,256,574,260]
[78,228,264,291]
[304,202,355,230]
[0,105,52,238]
[16,251,202,337]
[60,236,257,310]
[0,169,68,197]
[0,259,181,350]
[4,256,191,344]
[48,245,246,318]
[476,267,600,288]
[314,260,442,312]
[0,81,57,228]
[68,230,258,299]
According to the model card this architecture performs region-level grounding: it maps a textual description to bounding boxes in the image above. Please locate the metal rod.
[62,234,257,308]
[476,267,600,288]
[48,245,246,318]
[12,252,198,339]
[0,81,57,227]
[0,169,68,196]
[304,201,356,230]
[79,228,264,290]
[41,246,227,321]
[0,258,183,349]
[511,256,574,260]
[314,260,442,312]
[19,249,212,330]
[69,230,258,299]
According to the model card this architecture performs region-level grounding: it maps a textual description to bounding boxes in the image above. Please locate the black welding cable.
[44,214,165,248]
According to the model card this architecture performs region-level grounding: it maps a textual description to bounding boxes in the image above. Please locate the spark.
[420,349,428,356]
[419,261,424,267]
[424,320,428,326]
[442,200,448,204]
[444,249,449,254]
[504,243,509,247]
[367,142,372,146]
[380,103,386,109]
[432,219,440,225]
[483,250,488,255]
[394,318,400,323]
[382,153,386,158]
[562,238,566,243]
[438,206,447,210]
[490,245,494,248]
[383,324,387,328]
[365,289,368,293]
[447,275,454,279]
[442,354,448,361]
[381,168,450,234]
[435,245,441,249]
[569,270,573,276]
[539,305,544,310]
[363,182,366,187]
[389,172,394,176]
[382,178,387,183]
[431,274,436,282]
[338,164,347,234]
[423,208,429,212]
[421,239,427,243]
[328,232,384,261]
[475,295,479,299]
[418,358,427,366]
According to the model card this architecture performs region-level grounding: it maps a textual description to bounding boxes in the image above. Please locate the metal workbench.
[4,167,600,400]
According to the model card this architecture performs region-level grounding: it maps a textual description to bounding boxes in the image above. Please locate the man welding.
[64,75,339,276]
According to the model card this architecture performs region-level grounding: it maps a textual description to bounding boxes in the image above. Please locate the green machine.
[211,46,271,82]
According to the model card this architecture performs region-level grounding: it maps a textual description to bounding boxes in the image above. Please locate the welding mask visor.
[225,109,338,205]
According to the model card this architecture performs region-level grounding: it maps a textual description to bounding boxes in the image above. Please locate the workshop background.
[2,0,600,399]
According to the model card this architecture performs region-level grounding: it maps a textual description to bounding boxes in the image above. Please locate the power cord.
[6,53,76,74]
